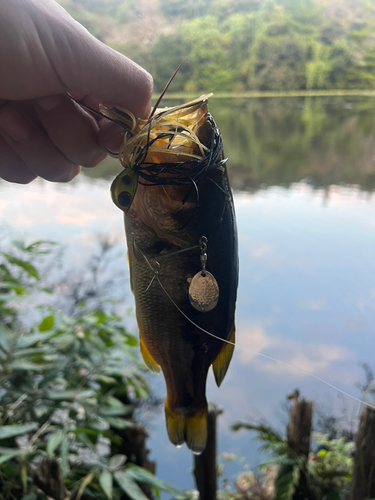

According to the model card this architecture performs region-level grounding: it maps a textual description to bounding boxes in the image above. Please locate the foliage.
[59,0,375,93]
[231,422,354,500]
[0,241,178,500]
[308,433,353,500]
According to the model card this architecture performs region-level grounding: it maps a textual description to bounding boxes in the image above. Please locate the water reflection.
[82,96,375,193]
[1,97,375,491]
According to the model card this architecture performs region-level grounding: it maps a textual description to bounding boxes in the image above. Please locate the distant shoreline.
[154,90,375,100]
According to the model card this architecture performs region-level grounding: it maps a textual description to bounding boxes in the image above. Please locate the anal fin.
[140,338,161,373]
[212,325,235,387]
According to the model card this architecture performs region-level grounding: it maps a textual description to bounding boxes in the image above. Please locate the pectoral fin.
[212,325,235,387]
[140,338,161,373]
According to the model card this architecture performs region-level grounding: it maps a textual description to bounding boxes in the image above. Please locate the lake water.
[1,97,375,491]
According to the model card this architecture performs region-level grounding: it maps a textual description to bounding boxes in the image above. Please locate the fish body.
[106,96,238,453]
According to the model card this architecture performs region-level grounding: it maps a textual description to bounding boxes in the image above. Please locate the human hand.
[0,0,153,183]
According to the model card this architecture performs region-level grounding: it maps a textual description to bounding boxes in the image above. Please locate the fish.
[101,95,238,454]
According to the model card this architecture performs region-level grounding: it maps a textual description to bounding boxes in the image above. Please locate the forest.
[57,0,375,93]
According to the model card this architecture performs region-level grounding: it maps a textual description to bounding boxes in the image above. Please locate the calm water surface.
[1,97,375,490]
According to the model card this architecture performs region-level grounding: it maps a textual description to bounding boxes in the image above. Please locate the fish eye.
[122,175,131,185]
[118,191,132,207]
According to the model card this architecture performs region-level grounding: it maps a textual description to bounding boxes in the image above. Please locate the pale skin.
[0,0,153,184]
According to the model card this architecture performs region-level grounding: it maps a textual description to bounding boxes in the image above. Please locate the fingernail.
[35,94,63,111]
[0,107,30,142]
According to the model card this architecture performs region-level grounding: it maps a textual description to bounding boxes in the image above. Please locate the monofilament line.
[140,247,375,411]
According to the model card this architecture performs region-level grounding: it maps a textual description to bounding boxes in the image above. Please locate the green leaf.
[12,240,57,255]
[77,473,94,500]
[11,240,27,251]
[9,360,49,371]
[114,471,149,500]
[47,432,65,457]
[60,436,69,476]
[0,449,24,465]
[21,492,37,500]
[99,399,133,417]
[106,418,134,430]
[0,325,11,352]
[0,423,38,440]
[125,466,180,495]
[24,240,57,254]
[3,255,40,281]
[15,332,53,349]
[21,464,27,493]
[274,462,300,500]
[39,315,55,332]
[109,454,127,471]
[46,390,80,400]
[99,471,113,499]
[77,432,96,452]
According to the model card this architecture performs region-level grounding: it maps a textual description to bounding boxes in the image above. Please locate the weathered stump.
[286,389,313,500]
[193,402,222,500]
[351,406,375,500]
[33,457,69,500]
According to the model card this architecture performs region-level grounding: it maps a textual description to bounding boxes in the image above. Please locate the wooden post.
[193,402,222,500]
[286,389,313,500]
[351,406,375,500]
[33,458,68,500]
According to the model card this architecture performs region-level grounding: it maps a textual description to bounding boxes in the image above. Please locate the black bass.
[101,95,238,453]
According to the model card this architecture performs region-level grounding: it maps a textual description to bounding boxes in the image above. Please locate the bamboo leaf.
[60,436,69,476]
[47,432,65,457]
[15,332,53,349]
[0,449,24,464]
[3,255,40,281]
[21,464,27,493]
[109,454,127,471]
[77,473,95,500]
[0,423,38,440]
[114,471,149,500]
[9,360,50,371]
[99,471,113,499]
[125,465,180,495]
[46,390,80,401]
[106,418,134,430]
[0,325,11,352]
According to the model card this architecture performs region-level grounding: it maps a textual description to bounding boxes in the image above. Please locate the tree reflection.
[82,97,375,193]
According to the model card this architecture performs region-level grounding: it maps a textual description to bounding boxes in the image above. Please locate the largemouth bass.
[101,95,238,453]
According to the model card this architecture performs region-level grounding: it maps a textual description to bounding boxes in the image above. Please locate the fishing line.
[139,249,375,411]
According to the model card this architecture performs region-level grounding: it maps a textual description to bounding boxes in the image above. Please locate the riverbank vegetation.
[58,0,375,93]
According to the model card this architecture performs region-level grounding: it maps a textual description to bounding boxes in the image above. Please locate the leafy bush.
[0,241,178,500]
[230,422,354,500]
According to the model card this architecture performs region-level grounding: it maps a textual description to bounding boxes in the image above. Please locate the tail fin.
[165,401,208,454]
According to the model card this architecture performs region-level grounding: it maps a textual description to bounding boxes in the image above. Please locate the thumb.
[40,1,153,118]
[61,33,153,118]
